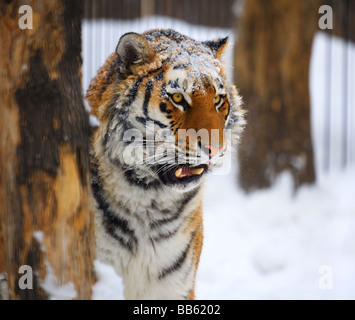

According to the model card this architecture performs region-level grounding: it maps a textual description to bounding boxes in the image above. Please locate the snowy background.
[83,17,355,300]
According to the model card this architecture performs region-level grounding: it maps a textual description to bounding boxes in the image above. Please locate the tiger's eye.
[172,93,183,104]
[214,95,221,105]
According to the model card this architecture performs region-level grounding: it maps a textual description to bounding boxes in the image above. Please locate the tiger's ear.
[202,37,229,59]
[116,32,155,67]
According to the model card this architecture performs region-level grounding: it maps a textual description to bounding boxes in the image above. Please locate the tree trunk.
[235,0,318,192]
[0,0,95,299]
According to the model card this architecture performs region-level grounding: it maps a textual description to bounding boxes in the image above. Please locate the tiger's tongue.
[175,167,204,178]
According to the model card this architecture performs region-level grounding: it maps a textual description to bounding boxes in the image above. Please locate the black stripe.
[201,74,211,89]
[124,78,142,107]
[102,210,138,252]
[160,102,167,113]
[116,66,166,110]
[158,231,196,279]
[168,79,179,89]
[135,116,147,126]
[90,156,138,252]
[143,80,154,117]
[101,94,120,122]
[150,118,168,129]
[155,70,165,81]
[133,64,165,83]
[161,83,167,98]
[219,101,227,109]
[151,200,171,215]
[150,226,180,242]
[150,187,199,229]
[107,148,162,190]
[217,78,224,90]
[102,131,110,149]
[135,116,168,129]
[161,57,172,65]
[224,102,231,121]
[173,63,189,70]
[174,123,181,135]
[150,219,185,242]
[114,55,129,81]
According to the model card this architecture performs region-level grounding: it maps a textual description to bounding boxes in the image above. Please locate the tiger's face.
[87,29,244,192]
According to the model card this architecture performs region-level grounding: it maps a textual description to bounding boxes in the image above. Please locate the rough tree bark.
[0,0,95,299]
[235,0,318,192]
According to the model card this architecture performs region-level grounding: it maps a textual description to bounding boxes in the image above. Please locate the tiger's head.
[87,29,244,192]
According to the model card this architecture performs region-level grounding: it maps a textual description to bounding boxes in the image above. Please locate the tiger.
[86,29,245,300]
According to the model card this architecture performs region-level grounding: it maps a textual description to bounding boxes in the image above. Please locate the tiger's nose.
[203,144,223,158]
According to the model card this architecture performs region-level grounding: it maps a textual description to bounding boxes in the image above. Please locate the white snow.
[92,260,124,300]
[41,273,77,300]
[198,165,355,300]
[89,114,100,127]
[33,231,44,248]
[82,18,355,300]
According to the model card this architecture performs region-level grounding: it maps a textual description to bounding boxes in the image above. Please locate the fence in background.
[83,0,236,29]
[310,33,355,179]
[313,0,355,176]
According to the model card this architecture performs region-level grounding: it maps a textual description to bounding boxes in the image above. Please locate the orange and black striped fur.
[86,29,244,299]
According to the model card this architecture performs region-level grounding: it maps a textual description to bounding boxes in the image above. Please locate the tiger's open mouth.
[158,163,209,185]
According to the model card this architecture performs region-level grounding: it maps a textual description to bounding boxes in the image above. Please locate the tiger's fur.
[86,29,245,300]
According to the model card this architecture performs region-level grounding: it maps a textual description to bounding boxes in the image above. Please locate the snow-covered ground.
[82,18,355,300]
[199,166,355,300]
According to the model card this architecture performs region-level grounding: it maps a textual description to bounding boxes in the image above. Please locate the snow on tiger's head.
[86,29,245,189]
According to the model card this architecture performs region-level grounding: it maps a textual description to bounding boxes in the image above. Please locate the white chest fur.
[94,160,203,299]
